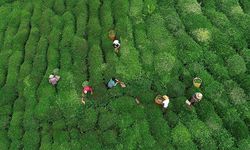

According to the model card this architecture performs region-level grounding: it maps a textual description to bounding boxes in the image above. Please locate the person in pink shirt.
[83,85,93,95]
[81,81,93,105]
[49,74,60,86]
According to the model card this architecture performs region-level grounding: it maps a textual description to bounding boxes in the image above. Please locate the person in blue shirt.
[107,77,120,89]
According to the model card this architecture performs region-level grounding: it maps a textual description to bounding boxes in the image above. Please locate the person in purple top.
[49,74,60,86]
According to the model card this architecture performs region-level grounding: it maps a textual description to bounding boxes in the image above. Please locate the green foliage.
[229,120,249,141]
[177,31,203,64]
[54,0,65,15]
[147,14,176,53]
[8,111,23,140]
[214,128,235,150]
[129,0,143,23]
[40,9,53,36]
[159,1,184,34]
[113,0,129,19]
[143,0,157,15]
[238,138,250,150]
[78,108,98,132]
[187,119,217,150]
[196,101,223,130]
[88,45,103,85]
[224,81,247,105]
[240,75,250,94]
[39,124,52,150]
[87,17,101,46]
[241,48,250,71]
[101,130,117,146]
[239,0,250,14]
[23,130,40,150]
[116,39,142,81]
[0,130,9,149]
[210,64,230,80]
[154,52,179,85]
[227,54,246,76]
[204,81,225,100]
[65,0,77,9]
[75,13,88,37]
[80,132,101,149]
[172,122,198,150]
[100,1,113,30]
[87,0,100,16]
[0,1,250,149]
[98,109,116,131]
[52,130,70,149]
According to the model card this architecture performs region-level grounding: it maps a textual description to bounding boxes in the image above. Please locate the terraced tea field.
[0,0,249,149]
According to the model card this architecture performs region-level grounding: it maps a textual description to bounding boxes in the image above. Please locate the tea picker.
[109,30,121,53]
[113,40,121,53]
[49,68,60,86]
[82,80,93,95]
[106,77,126,89]
[154,95,170,109]
[186,92,203,107]
[81,80,93,104]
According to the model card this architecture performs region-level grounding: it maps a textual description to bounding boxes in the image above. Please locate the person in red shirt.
[83,85,93,95]
[81,80,93,105]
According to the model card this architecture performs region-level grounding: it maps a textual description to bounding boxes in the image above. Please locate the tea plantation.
[0,0,250,149]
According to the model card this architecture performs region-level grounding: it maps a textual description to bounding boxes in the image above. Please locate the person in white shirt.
[113,40,121,53]
[162,95,170,109]
[154,95,170,109]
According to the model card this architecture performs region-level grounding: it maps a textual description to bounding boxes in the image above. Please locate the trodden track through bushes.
[0,0,249,149]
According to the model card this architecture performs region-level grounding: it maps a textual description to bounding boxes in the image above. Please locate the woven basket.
[109,30,116,41]
[193,77,202,88]
[120,82,126,88]
[155,95,163,105]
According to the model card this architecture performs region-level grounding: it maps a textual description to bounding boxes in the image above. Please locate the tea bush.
[87,17,101,46]
[39,9,53,36]
[101,130,118,146]
[176,31,203,64]
[74,1,88,37]
[214,128,235,150]
[87,0,100,16]
[54,0,65,15]
[78,108,98,132]
[239,0,250,14]
[187,119,217,150]
[116,39,142,81]
[172,122,198,150]
[19,27,40,79]
[238,138,250,150]
[81,132,102,149]
[227,54,246,76]
[0,130,9,149]
[241,48,250,71]
[22,130,40,150]
[129,0,143,23]
[0,0,249,149]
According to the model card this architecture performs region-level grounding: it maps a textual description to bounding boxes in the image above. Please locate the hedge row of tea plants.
[0,0,249,149]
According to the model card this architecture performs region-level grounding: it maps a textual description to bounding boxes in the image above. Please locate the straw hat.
[196,93,203,100]
[49,75,54,79]
[162,95,169,100]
